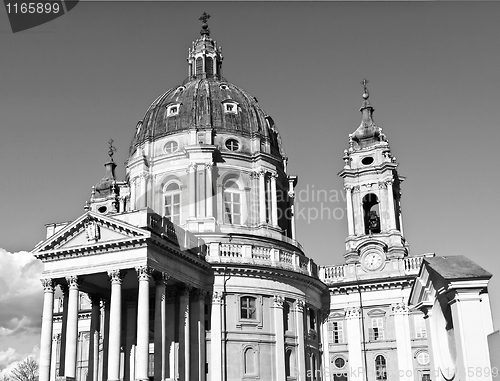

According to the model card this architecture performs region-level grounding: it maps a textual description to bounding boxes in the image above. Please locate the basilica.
[32,15,496,381]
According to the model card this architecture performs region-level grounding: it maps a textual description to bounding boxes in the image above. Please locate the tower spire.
[187,13,223,79]
[199,12,211,36]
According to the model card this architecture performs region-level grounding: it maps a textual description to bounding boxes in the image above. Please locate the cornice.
[328,276,415,295]
[34,237,148,262]
[212,264,328,294]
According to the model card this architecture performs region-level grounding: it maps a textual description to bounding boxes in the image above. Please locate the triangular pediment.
[32,212,151,256]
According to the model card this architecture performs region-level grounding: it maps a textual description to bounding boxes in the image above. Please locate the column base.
[56,377,75,381]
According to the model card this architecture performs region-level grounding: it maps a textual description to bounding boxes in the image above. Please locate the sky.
[1,1,499,374]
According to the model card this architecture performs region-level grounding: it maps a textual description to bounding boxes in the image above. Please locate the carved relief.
[344,306,361,319]
[391,302,409,314]
[212,291,223,304]
[84,219,100,243]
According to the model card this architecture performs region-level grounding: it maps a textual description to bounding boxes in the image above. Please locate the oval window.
[334,357,346,369]
[98,206,107,214]
[361,156,374,165]
[164,141,179,154]
[225,139,240,151]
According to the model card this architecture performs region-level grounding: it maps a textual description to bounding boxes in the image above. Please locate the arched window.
[375,355,387,380]
[308,308,316,331]
[164,182,181,224]
[283,302,292,332]
[363,193,380,234]
[311,353,317,380]
[206,57,213,76]
[244,347,257,375]
[224,180,241,225]
[195,57,203,75]
[285,349,294,377]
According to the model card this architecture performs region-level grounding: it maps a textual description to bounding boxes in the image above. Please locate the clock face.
[362,252,384,271]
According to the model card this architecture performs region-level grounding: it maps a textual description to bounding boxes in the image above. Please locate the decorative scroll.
[41,278,55,293]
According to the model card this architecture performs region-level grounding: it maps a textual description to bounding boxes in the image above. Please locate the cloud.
[0,249,43,339]
[0,345,40,378]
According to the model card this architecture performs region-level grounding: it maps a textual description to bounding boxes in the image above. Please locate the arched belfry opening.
[363,193,380,235]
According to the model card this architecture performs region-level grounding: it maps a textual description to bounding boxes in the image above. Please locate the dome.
[129,15,284,159]
[129,77,284,157]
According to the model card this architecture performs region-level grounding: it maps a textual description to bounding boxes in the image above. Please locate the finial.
[361,78,369,99]
[108,139,117,162]
[199,12,211,36]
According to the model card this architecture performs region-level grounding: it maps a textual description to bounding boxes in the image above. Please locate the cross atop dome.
[361,78,369,100]
[108,138,116,162]
[199,12,211,36]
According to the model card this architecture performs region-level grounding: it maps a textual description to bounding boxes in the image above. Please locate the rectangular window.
[414,315,427,338]
[422,374,431,381]
[148,353,154,377]
[328,321,344,344]
[369,317,384,341]
[224,192,241,225]
[241,296,257,319]
[165,193,181,225]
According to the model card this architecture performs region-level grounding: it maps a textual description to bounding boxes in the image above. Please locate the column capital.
[295,299,305,313]
[178,284,193,297]
[205,162,213,170]
[186,163,197,173]
[270,172,278,179]
[343,184,353,192]
[108,269,126,284]
[89,294,101,306]
[41,278,55,293]
[191,288,207,301]
[258,170,267,178]
[287,190,295,199]
[212,291,223,304]
[344,306,361,319]
[165,289,177,301]
[378,181,387,189]
[273,295,285,308]
[391,302,409,314]
[136,266,153,281]
[66,275,82,290]
[352,185,361,193]
[153,271,170,285]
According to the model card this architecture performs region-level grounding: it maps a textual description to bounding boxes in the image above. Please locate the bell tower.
[339,80,408,264]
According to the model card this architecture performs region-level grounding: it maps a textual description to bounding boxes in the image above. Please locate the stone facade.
[32,16,495,381]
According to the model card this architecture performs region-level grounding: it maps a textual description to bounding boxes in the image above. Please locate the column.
[392,303,413,381]
[352,186,363,235]
[88,295,101,381]
[50,335,59,381]
[190,289,206,381]
[449,289,493,381]
[210,292,223,381]
[188,164,197,218]
[136,266,152,381]
[345,307,363,381]
[205,163,213,218]
[165,291,176,379]
[178,286,191,381]
[272,296,285,380]
[39,279,55,381]
[65,276,81,380]
[130,178,137,211]
[320,311,331,381]
[124,296,138,381]
[270,173,279,227]
[386,179,397,230]
[295,300,306,381]
[107,270,125,381]
[288,189,296,240]
[58,285,69,377]
[139,174,148,209]
[344,185,354,236]
[154,273,169,381]
[258,171,267,224]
